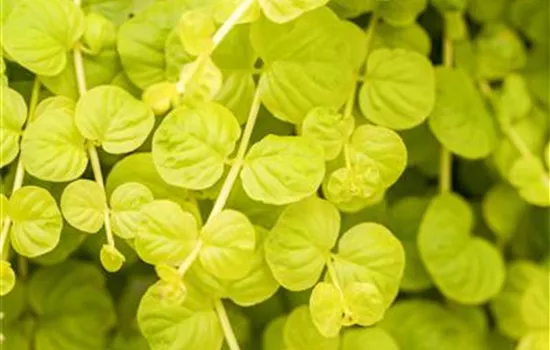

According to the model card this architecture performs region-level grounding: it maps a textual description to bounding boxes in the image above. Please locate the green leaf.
[517,331,550,350]
[250,8,362,124]
[21,98,88,182]
[350,124,408,187]
[467,0,507,23]
[81,12,117,55]
[32,225,87,266]
[110,182,154,239]
[2,0,85,75]
[153,102,240,190]
[372,22,431,56]
[508,157,550,207]
[61,180,106,233]
[521,272,549,330]
[213,0,261,24]
[360,49,435,130]
[82,0,134,25]
[0,260,16,296]
[75,85,154,154]
[105,153,197,218]
[490,261,545,339]
[100,244,126,272]
[482,183,528,244]
[8,186,63,258]
[176,10,215,56]
[265,197,340,290]
[135,200,199,265]
[378,0,428,27]
[309,282,344,337]
[137,282,223,350]
[177,56,224,106]
[29,261,116,350]
[497,74,532,127]
[342,281,386,326]
[199,226,279,306]
[324,163,384,208]
[341,327,399,350]
[283,306,339,350]
[418,193,506,304]
[428,67,498,159]
[380,300,486,350]
[0,88,27,168]
[117,1,186,89]
[509,0,549,45]
[332,223,405,307]
[301,107,355,161]
[475,23,527,80]
[388,197,433,291]
[259,0,330,23]
[241,135,325,205]
[214,72,255,125]
[263,316,286,350]
[199,209,256,280]
[142,81,179,116]
[399,123,440,167]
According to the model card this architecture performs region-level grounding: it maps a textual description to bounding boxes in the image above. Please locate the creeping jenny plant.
[0,0,549,349]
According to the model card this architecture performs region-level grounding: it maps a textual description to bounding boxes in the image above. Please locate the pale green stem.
[87,144,116,248]
[439,22,454,194]
[176,0,255,93]
[0,78,41,257]
[73,43,87,96]
[176,87,262,278]
[177,240,204,276]
[214,299,241,350]
[325,255,344,295]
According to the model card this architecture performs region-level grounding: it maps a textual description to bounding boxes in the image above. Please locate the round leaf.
[199,209,256,280]
[28,261,116,349]
[0,88,27,168]
[372,22,431,56]
[418,193,506,304]
[309,282,344,337]
[75,85,154,154]
[350,124,407,187]
[152,102,240,190]
[301,107,355,161]
[110,182,154,239]
[61,180,106,233]
[332,223,405,307]
[135,200,199,265]
[343,281,386,327]
[360,48,435,130]
[21,100,88,182]
[509,157,550,207]
[137,282,223,350]
[8,186,62,257]
[176,11,215,56]
[3,0,85,75]
[283,306,339,350]
[241,135,326,205]
[428,67,498,159]
[265,197,340,290]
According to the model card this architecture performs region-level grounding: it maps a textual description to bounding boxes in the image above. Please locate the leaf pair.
[135,200,256,281]
[323,124,407,211]
[264,196,405,336]
[21,87,154,182]
[418,193,505,304]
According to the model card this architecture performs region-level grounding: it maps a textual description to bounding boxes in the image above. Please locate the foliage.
[0,0,548,349]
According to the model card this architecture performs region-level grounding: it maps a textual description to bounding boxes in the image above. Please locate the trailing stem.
[0,78,41,257]
[439,22,454,194]
[73,0,116,252]
[214,299,241,350]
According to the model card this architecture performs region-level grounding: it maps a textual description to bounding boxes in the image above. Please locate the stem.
[88,144,116,247]
[207,88,262,223]
[214,299,241,350]
[212,0,255,47]
[73,43,87,96]
[0,78,41,257]
[176,0,255,94]
[177,240,204,276]
[325,255,344,295]
[439,16,455,194]
[439,148,452,193]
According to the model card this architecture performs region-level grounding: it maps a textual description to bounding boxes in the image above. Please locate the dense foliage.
[0,0,548,349]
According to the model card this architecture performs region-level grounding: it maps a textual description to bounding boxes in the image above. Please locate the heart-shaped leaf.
[110,182,154,239]
[61,180,106,233]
